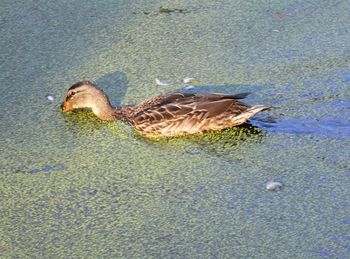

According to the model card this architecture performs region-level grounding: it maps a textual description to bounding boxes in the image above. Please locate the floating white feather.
[266,181,284,191]
[155,78,171,86]
[183,77,197,84]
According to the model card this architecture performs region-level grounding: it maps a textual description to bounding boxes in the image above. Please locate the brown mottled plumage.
[61,80,270,137]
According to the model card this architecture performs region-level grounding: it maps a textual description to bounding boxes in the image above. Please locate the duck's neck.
[90,97,120,121]
[89,92,132,121]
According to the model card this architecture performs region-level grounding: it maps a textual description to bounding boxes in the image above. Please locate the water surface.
[1,0,350,258]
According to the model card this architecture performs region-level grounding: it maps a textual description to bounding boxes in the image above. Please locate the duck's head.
[61,80,114,119]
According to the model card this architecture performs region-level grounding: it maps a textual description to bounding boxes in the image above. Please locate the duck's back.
[126,92,266,137]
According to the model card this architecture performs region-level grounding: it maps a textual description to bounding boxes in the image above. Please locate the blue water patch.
[340,70,350,82]
[252,72,350,139]
[252,117,350,139]
[29,165,65,174]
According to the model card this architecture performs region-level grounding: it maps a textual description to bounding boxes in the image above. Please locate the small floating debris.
[155,78,171,86]
[266,181,284,191]
[159,7,187,14]
[47,95,55,101]
[272,29,280,33]
[183,77,198,84]
[271,12,290,21]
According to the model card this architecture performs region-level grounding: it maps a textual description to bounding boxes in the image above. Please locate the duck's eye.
[66,91,76,101]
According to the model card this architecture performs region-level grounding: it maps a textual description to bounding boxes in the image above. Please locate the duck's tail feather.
[233,105,271,123]
[247,105,271,115]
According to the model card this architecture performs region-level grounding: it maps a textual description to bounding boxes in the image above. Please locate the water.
[1,0,350,258]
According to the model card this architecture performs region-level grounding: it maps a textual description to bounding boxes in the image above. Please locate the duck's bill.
[61,102,73,112]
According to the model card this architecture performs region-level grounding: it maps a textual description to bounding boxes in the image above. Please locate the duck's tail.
[247,105,271,116]
[232,105,271,124]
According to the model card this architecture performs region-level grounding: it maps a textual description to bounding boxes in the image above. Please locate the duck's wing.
[130,92,250,127]
[134,92,250,112]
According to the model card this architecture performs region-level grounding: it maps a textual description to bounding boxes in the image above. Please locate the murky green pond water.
[1,0,349,257]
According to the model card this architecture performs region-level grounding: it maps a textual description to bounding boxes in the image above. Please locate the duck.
[61,80,270,137]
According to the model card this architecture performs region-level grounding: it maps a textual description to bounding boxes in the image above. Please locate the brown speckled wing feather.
[133,92,250,113]
[129,92,251,135]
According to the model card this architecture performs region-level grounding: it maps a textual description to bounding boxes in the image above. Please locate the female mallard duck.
[61,80,269,137]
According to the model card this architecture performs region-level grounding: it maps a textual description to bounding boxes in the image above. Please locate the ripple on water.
[252,117,350,139]
[251,75,350,139]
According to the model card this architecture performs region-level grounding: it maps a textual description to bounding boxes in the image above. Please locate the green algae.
[1,0,350,258]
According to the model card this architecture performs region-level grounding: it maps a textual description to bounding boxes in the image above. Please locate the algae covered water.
[1,0,349,257]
